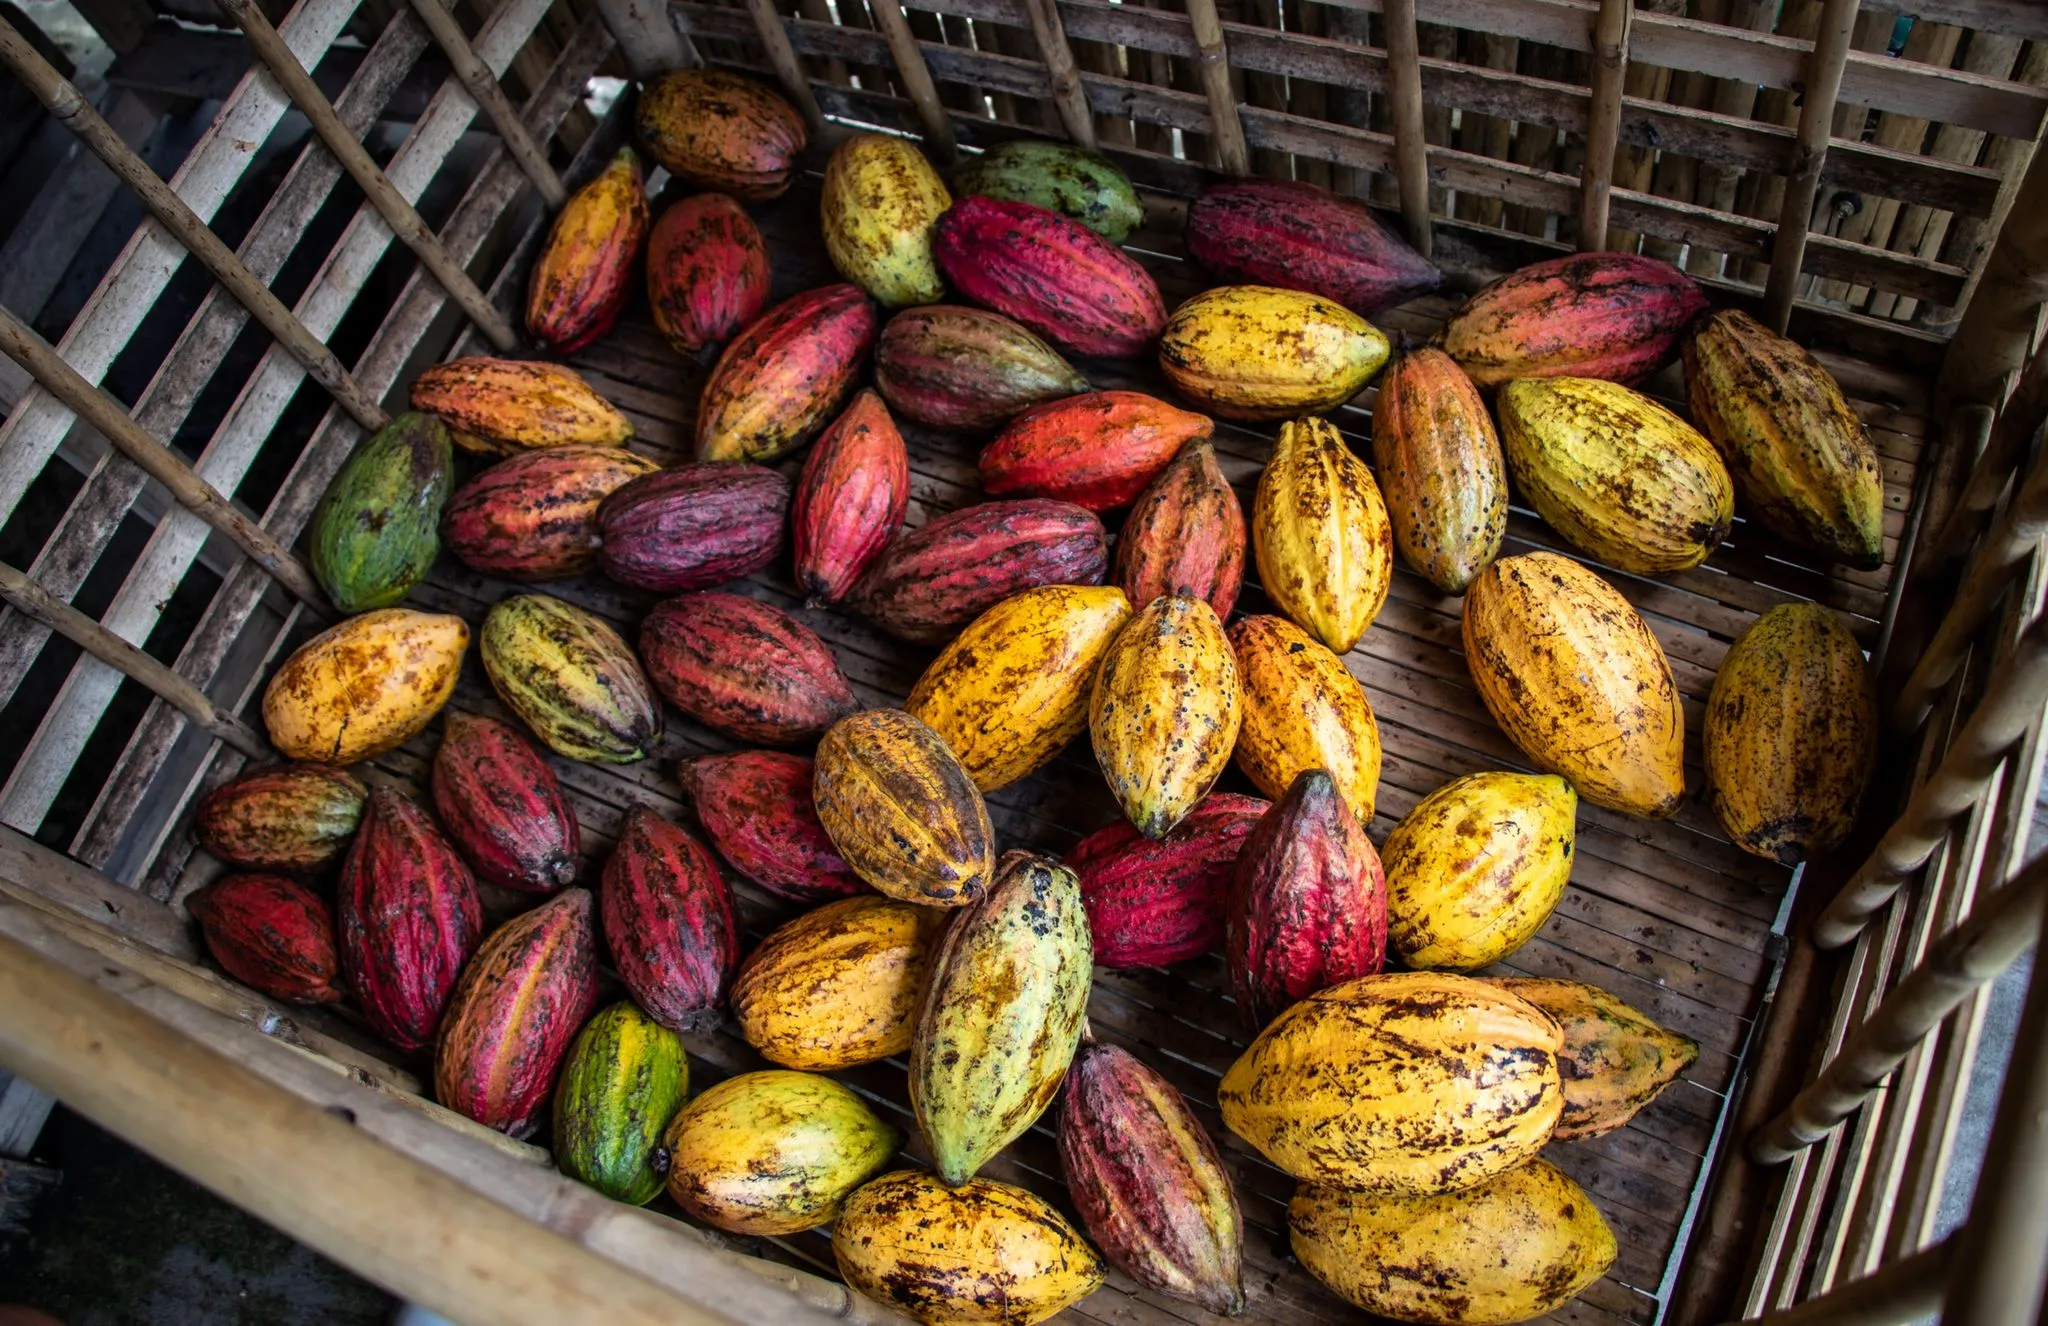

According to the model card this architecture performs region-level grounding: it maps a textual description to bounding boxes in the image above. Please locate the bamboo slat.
[1019,0,1101,148]
[1762,0,1860,332]
[1182,0,1250,174]
[740,0,828,129]
[1937,108,2048,406]
[1382,0,1433,254]
[1730,1238,1951,1326]
[865,0,959,161]
[592,0,697,72]
[404,0,568,205]
[1578,0,1631,253]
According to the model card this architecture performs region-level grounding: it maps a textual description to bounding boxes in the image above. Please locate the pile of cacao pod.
[186,61,1897,1326]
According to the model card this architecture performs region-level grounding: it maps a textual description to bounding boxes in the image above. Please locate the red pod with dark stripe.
[678,751,864,903]
[443,445,660,581]
[696,282,876,462]
[1439,253,1709,391]
[848,499,1109,645]
[188,873,347,1006]
[597,462,788,594]
[932,196,1167,357]
[639,592,860,745]
[431,712,581,893]
[793,389,909,606]
[1186,178,1441,316]
[1067,792,1267,968]
[600,807,739,1032]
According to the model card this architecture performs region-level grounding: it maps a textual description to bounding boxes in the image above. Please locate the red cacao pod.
[443,445,660,581]
[188,873,345,1005]
[526,148,650,354]
[979,391,1213,512]
[849,499,1110,645]
[639,591,860,744]
[1226,769,1387,1031]
[647,192,771,355]
[600,807,739,1031]
[794,389,909,606]
[1066,792,1266,968]
[933,196,1166,357]
[1439,253,1709,391]
[678,751,863,903]
[1060,1043,1245,1314]
[1185,179,1440,316]
[338,788,485,1052]
[873,305,1088,431]
[435,888,599,1136]
[635,69,807,201]
[431,711,580,893]
[1116,438,1245,620]
[696,283,876,462]
[193,763,366,873]
[597,462,788,593]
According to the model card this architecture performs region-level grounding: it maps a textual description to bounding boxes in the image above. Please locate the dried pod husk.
[481,594,662,764]
[933,195,1166,357]
[849,499,1109,646]
[1492,977,1699,1141]
[979,391,1212,513]
[600,806,740,1032]
[338,788,484,1052]
[1369,348,1505,595]
[435,888,600,1137]
[1060,1043,1245,1315]
[1090,595,1242,839]
[646,191,771,356]
[410,357,633,453]
[634,69,807,200]
[822,133,951,307]
[1383,772,1576,971]
[813,708,996,907]
[188,873,346,1006]
[1116,437,1245,620]
[263,609,468,766]
[906,584,1133,792]
[677,751,862,903]
[955,140,1144,242]
[1253,415,1394,654]
[873,305,1088,431]
[1159,286,1390,421]
[552,1001,689,1205]
[696,283,876,463]
[1067,792,1267,968]
[1704,603,1877,863]
[638,592,859,745]
[526,148,649,354]
[1290,1160,1616,1325]
[443,445,660,581]
[597,461,789,595]
[793,389,909,606]
[912,852,1093,1185]
[431,711,580,894]
[1439,252,1709,391]
[835,1171,1105,1325]
[310,410,453,612]
[732,896,946,1070]
[1185,178,1440,316]
[1462,552,1684,818]
[193,763,366,874]
[1219,972,1564,1193]
[1229,614,1382,823]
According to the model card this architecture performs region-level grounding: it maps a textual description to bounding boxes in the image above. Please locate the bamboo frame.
[1578,0,1630,253]
[1762,0,1859,333]
[1018,0,1099,151]
[741,0,827,131]
[1729,1237,1950,1326]
[863,0,957,163]
[402,0,567,207]
[1181,0,1250,176]
[1382,0,1432,255]
[593,0,697,74]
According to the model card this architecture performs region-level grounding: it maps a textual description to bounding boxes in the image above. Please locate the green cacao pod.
[954,140,1145,243]
[553,1001,690,1205]
[480,594,662,764]
[310,411,453,611]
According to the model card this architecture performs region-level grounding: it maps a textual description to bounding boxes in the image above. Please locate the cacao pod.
[338,788,484,1052]
[1494,977,1698,1141]
[443,444,659,581]
[1704,602,1876,863]
[1060,1043,1244,1316]
[1159,285,1390,421]
[1291,1160,1616,1325]
[634,69,807,199]
[1067,792,1267,968]
[263,609,467,765]
[955,140,1144,242]
[834,1171,1105,1325]
[696,283,876,462]
[814,708,996,906]
[410,357,633,453]
[480,593,661,764]
[526,148,649,354]
[1369,347,1505,595]
[193,763,366,873]
[553,1001,689,1205]
[849,499,1109,646]
[933,195,1166,357]
[1115,437,1245,620]
[1684,308,1886,569]
[1463,552,1685,818]
[1229,614,1382,822]
[1439,252,1708,391]
[1090,595,1241,839]
[1253,414,1394,654]
[978,390,1212,511]
[647,192,771,356]
[188,873,346,1005]
[793,389,908,606]
[732,895,946,1070]
[1383,772,1576,971]
[1219,972,1564,1193]
[597,461,788,594]
[905,584,1133,792]
[822,133,950,307]
[912,851,1092,1185]
[431,711,580,893]
[873,304,1088,431]
[1186,178,1441,316]
[310,410,452,612]
[677,751,862,903]
[435,888,600,1137]
[639,591,859,745]
[601,806,740,1032]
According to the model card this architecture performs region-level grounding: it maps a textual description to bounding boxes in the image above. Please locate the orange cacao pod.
[1369,348,1506,595]
[443,445,659,581]
[634,69,807,200]
[1115,438,1245,620]
[526,148,649,354]
[697,283,876,462]
[979,391,1213,512]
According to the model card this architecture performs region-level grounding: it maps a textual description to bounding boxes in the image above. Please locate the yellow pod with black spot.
[1228,614,1381,823]
[1493,977,1698,1141]
[1089,595,1241,839]
[731,895,948,1071]
[1158,286,1390,421]
[262,608,468,765]
[822,133,951,308]
[1253,415,1394,654]
[814,708,997,906]
[1383,771,1576,971]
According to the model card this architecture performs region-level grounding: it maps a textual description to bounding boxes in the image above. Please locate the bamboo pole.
[1719,1237,1951,1326]
[1684,0,1778,277]
[1577,0,1630,254]
[1913,333,2048,583]
[864,0,956,163]
[1018,0,1097,151]
[403,0,567,207]
[214,0,520,353]
[739,0,825,133]
[0,16,388,433]
[1761,0,1859,333]
[1181,0,1250,176]
[1382,0,1432,258]
[0,307,327,613]
[591,0,696,75]
[1936,117,2048,410]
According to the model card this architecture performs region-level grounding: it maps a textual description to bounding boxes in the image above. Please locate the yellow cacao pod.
[1253,415,1393,654]
[822,133,950,307]
[814,708,997,906]
[410,357,633,454]
[1158,286,1389,421]
[262,609,467,765]
[907,584,1133,792]
[1493,977,1698,1141]
[731,896,947,1071]
[1462,552,1684,818]
[1383,772,1576,971]
[1227,614,1381,822]
[1290,1159,1616,1325]
[1704,603,1876,863]
[1090,595,1242,839]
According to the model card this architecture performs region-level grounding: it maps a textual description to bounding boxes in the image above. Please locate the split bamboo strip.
[1762,0,1860,332]
[1019,0,1100,150]
[215,0,521,353]
[1451,29,1516,228]
[1920,40,2048,332]
[0,564,268,761]
[0,306,326,612]
[1686,0,1781,276]
[0,16,388,433]
[591,0,696,73]
[1726,1238,1951,1326]
[1577,0,1630,254]
[1240,0,1290,177]
[1181,0,1250,175]
[403,0,567,206]
[864,0,957,161]
[740,0,827,130]
[1937,113,2048,408]
[1382,0,1432,256]
[1603,0,1682,255]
